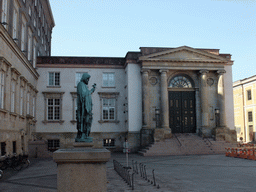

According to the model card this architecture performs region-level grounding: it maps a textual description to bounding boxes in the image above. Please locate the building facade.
[0,0,54,156]
[35,46,236,154]
[233,75,256,143]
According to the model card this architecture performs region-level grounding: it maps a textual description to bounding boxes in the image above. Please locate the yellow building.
[233,75,256,143]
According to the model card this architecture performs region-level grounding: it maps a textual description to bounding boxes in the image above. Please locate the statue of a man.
[75,73,96,142]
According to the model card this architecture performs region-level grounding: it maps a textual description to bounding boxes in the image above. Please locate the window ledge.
[19,115,25,119]
[26,114,34,119]
[47,86,61,88]
[104,146,116,148]
[0,108,8,114]
[10,112,18,117]
[70,120,77,125]
[42,120,64,125]
[98,120,119,124]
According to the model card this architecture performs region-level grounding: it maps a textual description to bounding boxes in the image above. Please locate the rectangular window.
[103,139,115,147]
[0,71,4,109]
[75,72,87,86]
[28,28,32,61]
[38,28,40,36]
[47,99,60,120]
[48,139,60,152]
[28,6,31,16]
[248,111,253,122]
[35,0,37,6]
[21,16,26,51]
[27,92,30,115]
[13,141,16,154]
[11,81,15,113]
[32,97,35,117]
[33,38,37,68]
[102,73,115,87]
[20,87,23,115]
[247,90,252,100]
[1,0,8,28]
[102,99,115,120]
[1,142,6,156]
[49,72,60,86]
[12,1,19,39]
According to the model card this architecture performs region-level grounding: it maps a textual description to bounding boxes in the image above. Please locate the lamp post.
[215,108,220,127]
[155,108,160,128]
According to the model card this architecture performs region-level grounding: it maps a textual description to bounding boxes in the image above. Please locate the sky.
[49,0,256,82]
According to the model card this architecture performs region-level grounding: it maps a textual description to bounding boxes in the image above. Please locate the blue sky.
[49,0,255,82]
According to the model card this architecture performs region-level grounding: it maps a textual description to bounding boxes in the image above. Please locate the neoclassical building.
[34,46,236,154]
[0,0,54,156]
[233,75,256,143]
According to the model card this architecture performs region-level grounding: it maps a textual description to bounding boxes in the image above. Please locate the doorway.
[169,91,196,133]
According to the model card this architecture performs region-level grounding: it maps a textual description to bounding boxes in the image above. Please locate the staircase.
[138,133,237,156]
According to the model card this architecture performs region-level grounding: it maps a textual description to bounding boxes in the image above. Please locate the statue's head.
[81,73,91,85]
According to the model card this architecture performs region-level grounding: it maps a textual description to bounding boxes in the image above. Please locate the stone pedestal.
[212,127,237,143]
[53,144,111,192]
[154,128,172,142]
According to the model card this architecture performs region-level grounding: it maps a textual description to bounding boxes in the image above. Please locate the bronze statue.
[75,73,96,142]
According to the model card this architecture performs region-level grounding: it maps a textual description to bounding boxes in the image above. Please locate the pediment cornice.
[139,46,229,63]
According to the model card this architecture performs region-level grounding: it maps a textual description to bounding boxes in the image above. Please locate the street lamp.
[215,108,220,127]
[155,108,160,128]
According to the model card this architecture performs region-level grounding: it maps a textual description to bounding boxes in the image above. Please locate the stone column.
[199,70,209,135]
[141,69,150,128]
[217,70,226,127]
[159,69,169,129]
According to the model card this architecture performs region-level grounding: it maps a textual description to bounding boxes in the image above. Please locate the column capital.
[159,69,169,74]
[141,69,150,74]
[216,69,226,75]
[199,70,209,75]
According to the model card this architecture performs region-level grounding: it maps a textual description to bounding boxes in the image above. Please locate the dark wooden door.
[169,91,196,133]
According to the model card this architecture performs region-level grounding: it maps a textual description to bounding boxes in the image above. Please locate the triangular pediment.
[139,46,227,62]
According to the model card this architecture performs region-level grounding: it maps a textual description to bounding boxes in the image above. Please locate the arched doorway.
[168,75,196,133]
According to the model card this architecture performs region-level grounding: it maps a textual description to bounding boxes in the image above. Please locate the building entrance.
[169,91,196,133]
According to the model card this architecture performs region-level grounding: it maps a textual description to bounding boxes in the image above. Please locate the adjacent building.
[0,0,54,156]
[233,75,256,143]
[35,46,237,153]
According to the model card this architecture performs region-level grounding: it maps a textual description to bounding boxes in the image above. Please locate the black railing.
[113,160,134,190]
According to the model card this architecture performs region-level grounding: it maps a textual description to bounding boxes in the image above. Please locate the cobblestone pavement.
[1,153,256,191]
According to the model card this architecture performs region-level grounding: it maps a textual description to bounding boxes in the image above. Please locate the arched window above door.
[169,75,193,88]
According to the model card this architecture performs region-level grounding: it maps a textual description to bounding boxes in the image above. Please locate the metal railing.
[113,160,134,190]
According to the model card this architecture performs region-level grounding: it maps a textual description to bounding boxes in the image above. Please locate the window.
[247,90,252,100]
[248,111,253,122]
[75,72,87,86]
[33,18,36,27]
[28,28,32,61]
[27,92,30,115]
[98,92,119,123]
[38,28,40,36]
[33,38,37,68]
[48,140,60,152]
[1,0,8,28]
[102,73,115,87]
[70,92,77,124]
[103,139,115,147]
[1,142,6,156]
[11,81,15,113]
[13,141,16,154]
[103,99,115,120]
[12,1,19,39]
[169,75,193,88]
[42,92,64,124]
[21,16,26,51]
[49,72,60,86]
[20,87,23,115]
[28,6,31,16]
[35,0,37,6]
[32,97,35,117]
[0,71,4,109]
[47,99,60,120]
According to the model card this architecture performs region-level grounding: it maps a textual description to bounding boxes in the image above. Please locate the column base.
[212,127,237,143]
[154,128,172,142]
[53,148,111,192]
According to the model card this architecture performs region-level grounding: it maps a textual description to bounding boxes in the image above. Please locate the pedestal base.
[53,148,111,192]
[154,128,172,142]
[212,127,237,143]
